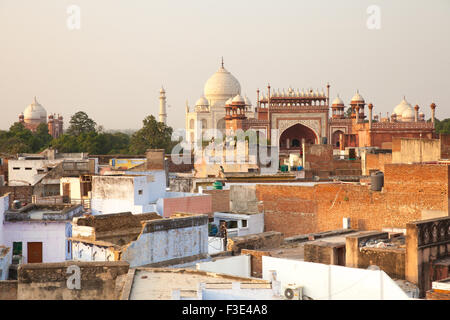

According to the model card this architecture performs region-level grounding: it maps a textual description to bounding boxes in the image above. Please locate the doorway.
[27,242,43,263]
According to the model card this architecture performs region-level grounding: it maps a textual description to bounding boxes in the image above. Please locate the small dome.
[351,91,365,103]
[232,94,245,104]
[24,96,47,121]
[332,96,344,106]
[195,96,209,107]
[393,98,412,116]
[225,98,233,105]
[401,107,415,121]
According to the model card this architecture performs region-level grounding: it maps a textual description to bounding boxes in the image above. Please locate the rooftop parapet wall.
[5,204,83,222]
[17,261,129,300]
[406,216,450,297]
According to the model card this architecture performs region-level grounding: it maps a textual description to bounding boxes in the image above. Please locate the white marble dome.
[401,107,415,121]
[332,96,344,106]
[195,96,209,106]
[232,94,245,104]
[351,91,365,103]
[393,98,412,116]
[24,97,47,121]
[204,65,241,103]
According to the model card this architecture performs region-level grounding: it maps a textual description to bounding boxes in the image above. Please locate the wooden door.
[62,183,71,197]
[27,242,43,263]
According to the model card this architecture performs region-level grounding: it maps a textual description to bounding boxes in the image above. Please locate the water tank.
[370,171,384,191]
[213,181,223,190]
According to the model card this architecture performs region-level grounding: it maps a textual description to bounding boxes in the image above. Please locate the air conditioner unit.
[283,285,303,300]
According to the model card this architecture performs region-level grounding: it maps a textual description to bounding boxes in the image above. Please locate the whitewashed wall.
[8,159,61,186]
[0,247,11,280]
[2,222,69,263]
[262,256,410,300]
[91,171,166,215]
[60,177,81,199]
[121,223,208,268]
[213,212,264,237]
[196,255,251,278]
[72,242,116,262]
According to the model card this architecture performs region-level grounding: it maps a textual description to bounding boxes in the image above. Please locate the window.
[138,190,143,195]
[37,169,44,174]
[13,242,22,256]
[242,220,248,228]
[25,167,32,170]
[226,220,238,229]
[13,167,20,170]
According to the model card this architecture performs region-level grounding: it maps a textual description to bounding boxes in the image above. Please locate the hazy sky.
[0,0,449,131]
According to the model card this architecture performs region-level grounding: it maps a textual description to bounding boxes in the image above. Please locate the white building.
[90,171,166,215]
[185,59,254,144]
[0,194,83,264]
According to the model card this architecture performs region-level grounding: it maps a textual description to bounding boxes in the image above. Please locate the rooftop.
[5,204,83,222]
[124,268,270,300]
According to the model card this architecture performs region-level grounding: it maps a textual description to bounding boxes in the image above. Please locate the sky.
[0,0,449,131]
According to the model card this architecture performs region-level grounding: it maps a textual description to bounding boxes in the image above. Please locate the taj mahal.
[181,59,436,156]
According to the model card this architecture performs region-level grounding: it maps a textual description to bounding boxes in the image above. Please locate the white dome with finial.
[332,95,344,106]
[232,94,245,104]
[351,91,365,103]
[393,97,412,116]
[204,60,241,105]
[24,96,47,121]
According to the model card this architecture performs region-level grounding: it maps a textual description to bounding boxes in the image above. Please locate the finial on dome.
[221,56,224,68]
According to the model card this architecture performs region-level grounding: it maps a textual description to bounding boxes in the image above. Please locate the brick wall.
[227,231,283,255]
[255,164,449,237]
[0,186,33,206]
[166,154,194,173]
[241,249,272,278]
[202,189,230,212]
[365,153,392,174]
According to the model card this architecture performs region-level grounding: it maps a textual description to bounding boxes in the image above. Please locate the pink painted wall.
[163,195,212,218]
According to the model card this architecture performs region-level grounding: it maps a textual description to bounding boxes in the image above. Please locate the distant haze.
[1,0,449,131]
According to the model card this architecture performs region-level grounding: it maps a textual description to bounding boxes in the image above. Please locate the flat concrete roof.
[128,268,270,300]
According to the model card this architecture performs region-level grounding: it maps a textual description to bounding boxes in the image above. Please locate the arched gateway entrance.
[279,123,318,150]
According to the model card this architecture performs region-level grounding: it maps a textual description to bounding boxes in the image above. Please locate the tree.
[129,115,175,154]
[434,118,450,135]
[345,107,353,118]
[35,123,53,151]
[66,111,97,136]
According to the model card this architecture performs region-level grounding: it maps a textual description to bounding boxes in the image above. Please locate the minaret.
[159,86,167,124]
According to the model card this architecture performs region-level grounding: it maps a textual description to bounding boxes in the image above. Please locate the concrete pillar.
[368,103,373,129]
[355,106,360,123]
[414,105,419,122]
